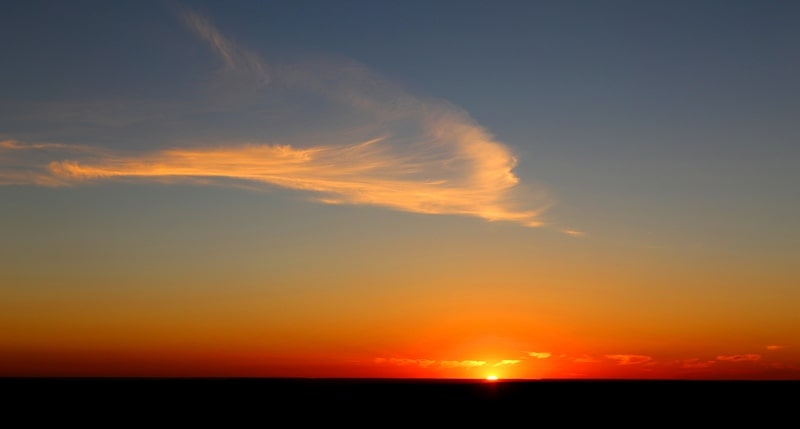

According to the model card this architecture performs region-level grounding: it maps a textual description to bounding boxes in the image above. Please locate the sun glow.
[486,375,498,381]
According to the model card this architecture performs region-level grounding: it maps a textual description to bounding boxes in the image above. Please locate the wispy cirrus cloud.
[178,5,268,91]
[0,6,554,229]
[527,352,551,359]
[1,140,80,152]
[32,133,546,225]
[766,345,784,351]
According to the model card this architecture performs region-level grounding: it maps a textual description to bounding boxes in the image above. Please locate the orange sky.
[2,239,798,379]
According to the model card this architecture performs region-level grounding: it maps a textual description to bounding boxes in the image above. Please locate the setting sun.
[486,375,499,381]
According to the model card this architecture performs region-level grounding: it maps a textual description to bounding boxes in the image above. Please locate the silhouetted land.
[4,377,798,424]
[4,377,797,406]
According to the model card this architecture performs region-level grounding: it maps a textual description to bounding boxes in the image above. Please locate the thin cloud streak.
[0,6,552,228]
[605,354,653,365]
[374,358,487,368]
[493,360,521,367]
[439,360,487,369]
[0,139,108,186]
[0,139,98,153]
[717,354,762,363]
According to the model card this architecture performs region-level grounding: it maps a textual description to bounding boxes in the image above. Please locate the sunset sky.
[2,0,799,379]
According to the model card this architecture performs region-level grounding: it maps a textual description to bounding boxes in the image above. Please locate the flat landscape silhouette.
[6,377,796,403]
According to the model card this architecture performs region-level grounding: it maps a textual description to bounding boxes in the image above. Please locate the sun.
[486,375,499,381]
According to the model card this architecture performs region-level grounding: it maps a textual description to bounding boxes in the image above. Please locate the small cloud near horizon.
[679,358,716,369]
[605,354,653,365]
[717,354,762,362]
[573,355,602,364]
[493,360,521,367]
[561,229,585,237]
[374,358,487,369]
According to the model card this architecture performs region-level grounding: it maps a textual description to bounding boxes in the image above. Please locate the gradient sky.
[1,0,799,379]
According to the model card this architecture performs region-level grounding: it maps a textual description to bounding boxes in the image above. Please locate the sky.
[1,0,799,379]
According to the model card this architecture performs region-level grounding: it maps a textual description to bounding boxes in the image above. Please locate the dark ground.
[3,378,796,421]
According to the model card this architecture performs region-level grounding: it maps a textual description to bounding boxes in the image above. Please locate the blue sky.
[3,1,798,236]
